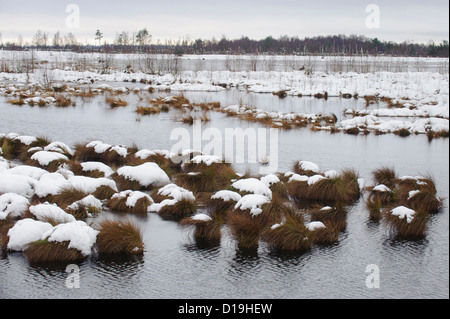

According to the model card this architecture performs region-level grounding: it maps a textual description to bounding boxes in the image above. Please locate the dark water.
[0,90,448,299]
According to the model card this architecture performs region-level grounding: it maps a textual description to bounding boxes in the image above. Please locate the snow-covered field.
[0,51,448,137]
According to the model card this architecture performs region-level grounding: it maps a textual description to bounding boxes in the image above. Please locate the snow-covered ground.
[1,51,448,136]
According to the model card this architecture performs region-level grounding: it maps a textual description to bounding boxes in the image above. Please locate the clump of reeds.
[383,208,428,239]
[180,215,222,247]
[54,95,74,107]
[68,161,106,178]
[92,185,117,200]
[309,205,348,234]
[227,212,262,251]
[96,219,144,255]
[24,240,85,263]
[372,167,397,189]
[0,220,15,251]
[175,162,237,193]
[157,199,197,221]
[106,192,152,215]
[261,211,312,252]
[46,187,88,209]
[106,96,128,108]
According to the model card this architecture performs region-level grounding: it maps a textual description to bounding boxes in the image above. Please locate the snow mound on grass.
[231,178,272,199]
[67,195,103,212]
[298,161,320,173]
[44,142,75,156]
[134,149,156,160]
[306,221,327,231]
[307,175,327,185]
[0,173,37,198]
[288,173,310,183]
[191,155,222,166]
[373,184,392,192]
[111,190,153,207]
[30,151,69,166]
[80,162,114,177]
[34,172,68,197]
[117,162,170,188]
[14,135,37,145]
[260,174,280,187]
[234,194,271,217]
[390,206,416,224]
[7,219,53,251]
[148,184,195,212]
[68,175,118,193]
[86,141,111,154]
[29,202,76,224]
[6,165,48,180]
[41,221,99,256]
[211,190,242,202]
[0,193,30,220]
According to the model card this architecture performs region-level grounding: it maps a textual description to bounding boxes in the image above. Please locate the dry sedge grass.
[106,96,128,108]
[92,185,117,201]
[372,167,397,189]
[158,199,197,221]
[25,158,69,172]
[96,219,144,255]
[227,212,261,251]
[0,220,15,251]
[24,240,85,263]
[180,217,222,245]
[261,211,312,252]
[175,163,237,194]
[309,205,348,233]
[288,170,360,206]
[383,209,429,239]
[406,191,442,215]
[48,187,88,209]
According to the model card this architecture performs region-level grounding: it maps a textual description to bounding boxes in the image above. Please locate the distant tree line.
[0,30,448,57]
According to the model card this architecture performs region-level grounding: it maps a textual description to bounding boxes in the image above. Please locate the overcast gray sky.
[0,0,448,44]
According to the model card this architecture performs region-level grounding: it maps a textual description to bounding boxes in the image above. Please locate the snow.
[148,183,195,212]
[43,142,75,156]
[67,175,118,194]
[211,190,242,202]
[41,221,99,256]
[6,165,48,180]
[34,172,68,197]
[324,170,339,179]
[86,141,111,154]
[0,173,37,198]
[135,149,156,159]
[234,194,271,217]
[110,145,128,157]
[14,135,37,145]
[288,174,310,183]
[80,162,114,177]
[190,155,222,166]
[117,162,170,188]
[231,178,273,199]
[307,175,327,186]
[373,184,392,192]
[29,202,76,224]
[111,190,153,207]
[306,221,327,231]
[390,206,416,224]
[30,151,69,166]
[7,219,53,251]
[67,195,103,212]
[191,213,212,222]
[320,206,334,211]
[0,193,30,220]
[298,161,321,173]
[260,174,280,187]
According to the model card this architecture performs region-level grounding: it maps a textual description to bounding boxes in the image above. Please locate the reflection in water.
[0,89,448,299]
